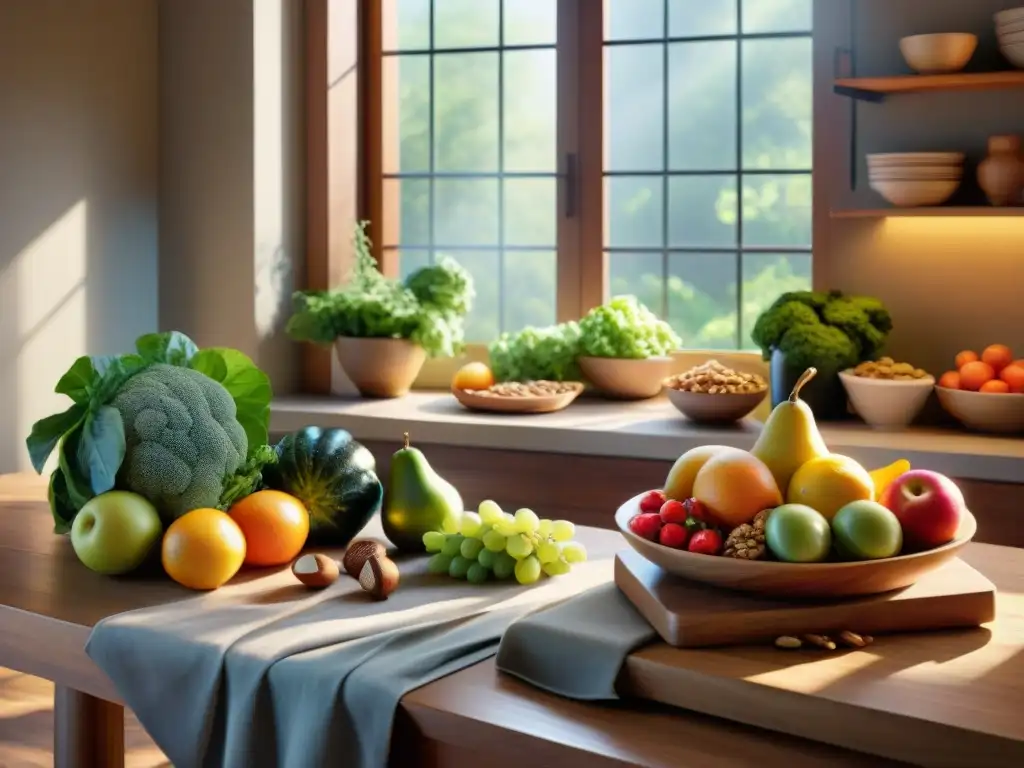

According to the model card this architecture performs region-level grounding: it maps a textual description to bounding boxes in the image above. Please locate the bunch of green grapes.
[422,500,587,585]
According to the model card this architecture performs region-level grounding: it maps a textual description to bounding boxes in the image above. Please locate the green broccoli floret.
[750,300,822,361]
[777,323,861,372]
[111,364,247,521]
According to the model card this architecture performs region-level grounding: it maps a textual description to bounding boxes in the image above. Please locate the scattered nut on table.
[773,630,874,651]
[358,555,400,600]
[291,553,341,589]
[342,539,387,579]
[774,635,803,650]
[665,360,767,394]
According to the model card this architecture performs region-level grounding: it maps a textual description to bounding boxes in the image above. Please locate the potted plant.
[286,222,474,398]
[750,290,893,420]
[576,296,682,399]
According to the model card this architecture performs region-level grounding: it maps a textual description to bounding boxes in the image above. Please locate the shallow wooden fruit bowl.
[614,493,977,598]
[451,383,584,414]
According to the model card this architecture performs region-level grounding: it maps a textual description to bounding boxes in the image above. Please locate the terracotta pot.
[977,135,1023,207]
[333,337,426,398]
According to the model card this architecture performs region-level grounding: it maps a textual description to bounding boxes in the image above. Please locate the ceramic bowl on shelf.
[899,33,977,74]
[996,6,1024,29]
[869,178,961,207]
[868,166,963,181]
[663,385,767,425]
[578,355,673,400]
[935,386,1024,434]
[839,371,935,430]
[866,152,965,167]
[614,494,978,599]
[1000,41,1024,68]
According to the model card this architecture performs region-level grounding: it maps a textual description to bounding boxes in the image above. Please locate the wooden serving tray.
[616,548,996,648]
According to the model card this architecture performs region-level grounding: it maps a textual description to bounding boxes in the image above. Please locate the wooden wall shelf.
[831,207,1024,218]
[834,71,1024,102]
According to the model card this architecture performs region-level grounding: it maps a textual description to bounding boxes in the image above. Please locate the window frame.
[304,0,817,393]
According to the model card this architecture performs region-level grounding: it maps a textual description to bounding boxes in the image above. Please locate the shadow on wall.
[0,0,159,473]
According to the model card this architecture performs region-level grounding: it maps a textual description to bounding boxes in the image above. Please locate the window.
[368,0,813,350]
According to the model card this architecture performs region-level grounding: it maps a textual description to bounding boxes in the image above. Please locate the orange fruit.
[937,370,961,389]
[1000,363,1024,393]
[954,350,979,369]
[980,379,1010,394]
[1013,359,1024,369]
[452,362,495,391]
[958,360,995,391]
[162,508,246,590]
[228,490,309,566]
[691,448,782,529]
[981,344,1013,373]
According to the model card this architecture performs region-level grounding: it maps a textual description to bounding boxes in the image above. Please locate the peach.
[954,350,978,369]
[937,370,961,389]
[451,362,494,391]
[663,444,732,502]
[958,360,995,391]
[980,379,1010,394]
[999,363,1024,394]
[981,344,1013,373]
[691,448,782,529]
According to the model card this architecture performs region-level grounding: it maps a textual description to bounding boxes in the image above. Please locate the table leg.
[53,685,125,768]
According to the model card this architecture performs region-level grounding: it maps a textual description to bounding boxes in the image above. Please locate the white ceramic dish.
[899,33,977,74]
[935,386,1024,434]
[1000,41,1024,68]
[870,178,960,207]
[839,371,935,430]
[995,7,1024,27]
[997,28,1024,43]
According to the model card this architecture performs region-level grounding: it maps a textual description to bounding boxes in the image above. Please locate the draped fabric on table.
[85,520,619,768]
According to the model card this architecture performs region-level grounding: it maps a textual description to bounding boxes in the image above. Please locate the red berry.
[658,522,690,549]
[628,512,663,541]
[639,489,666,513]
[684,497,713,524]
[688,529,723,556]
[659,499,687,525]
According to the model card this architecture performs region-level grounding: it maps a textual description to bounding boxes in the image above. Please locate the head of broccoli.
[750,290,892,372]
[111,364,248,521]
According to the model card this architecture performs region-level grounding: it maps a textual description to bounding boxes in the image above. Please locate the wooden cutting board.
[615,548,996,647]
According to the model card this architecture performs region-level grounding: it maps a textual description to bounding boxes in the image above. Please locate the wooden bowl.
[452,383,584,414]
[935,386,1024,434]
[899,33,977,74]
[578,356,674,400]
[663,385,766,424]
[614,494,977,598]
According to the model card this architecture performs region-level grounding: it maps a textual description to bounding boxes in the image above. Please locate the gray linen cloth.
[496,582,657,700]
[85,521,617,768]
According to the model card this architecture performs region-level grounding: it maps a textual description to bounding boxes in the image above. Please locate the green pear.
[382,432,464,552]
[750,367,829,493]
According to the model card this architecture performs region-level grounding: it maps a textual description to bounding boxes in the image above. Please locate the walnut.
[723,509,771,560]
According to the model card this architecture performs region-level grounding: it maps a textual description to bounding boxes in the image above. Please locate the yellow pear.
[750,367,829,492]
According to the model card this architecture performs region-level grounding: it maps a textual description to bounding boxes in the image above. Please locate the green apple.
[70,491,163,575]
[832,500,903,560]
[765,504,832,563]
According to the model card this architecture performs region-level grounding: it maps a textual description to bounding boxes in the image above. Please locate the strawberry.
[659,499,687,525]
[628,512,663,541]
[688,528,723,556]
[658,522,690,549]
[684,497,714,525]
[639,489,666,513]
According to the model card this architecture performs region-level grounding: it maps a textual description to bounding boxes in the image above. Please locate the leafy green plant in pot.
[575,296,682,399]
[750,290,893,420]
[286,222,475,398]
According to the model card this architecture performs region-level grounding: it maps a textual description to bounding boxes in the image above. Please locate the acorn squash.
[262,426,383,545]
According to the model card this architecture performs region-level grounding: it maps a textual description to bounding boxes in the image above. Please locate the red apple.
[879,469,965,550]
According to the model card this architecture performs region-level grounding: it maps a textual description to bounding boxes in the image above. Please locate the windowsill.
[271,392,1024,484]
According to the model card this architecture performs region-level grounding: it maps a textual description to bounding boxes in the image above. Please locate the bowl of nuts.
[451,380,585,414]
[663,360,768,424]
[839,357,935,430]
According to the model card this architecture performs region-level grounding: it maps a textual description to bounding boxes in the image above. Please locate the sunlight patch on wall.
[880,216,1024,244]
[14,200,88,473]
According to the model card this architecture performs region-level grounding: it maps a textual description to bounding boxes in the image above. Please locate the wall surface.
[0,0,159,473]
[816,0,1024,379]
[158,0,305,394]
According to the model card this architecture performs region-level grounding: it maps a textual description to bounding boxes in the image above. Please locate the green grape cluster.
[423,500,587,586]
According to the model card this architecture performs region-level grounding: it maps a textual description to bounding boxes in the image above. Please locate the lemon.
[787,454,875,521]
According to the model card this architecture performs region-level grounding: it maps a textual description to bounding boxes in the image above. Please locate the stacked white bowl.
[996,7,1024,67]
[867,152,964,207]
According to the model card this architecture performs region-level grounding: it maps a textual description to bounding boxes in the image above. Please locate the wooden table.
[0,473,965,767]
